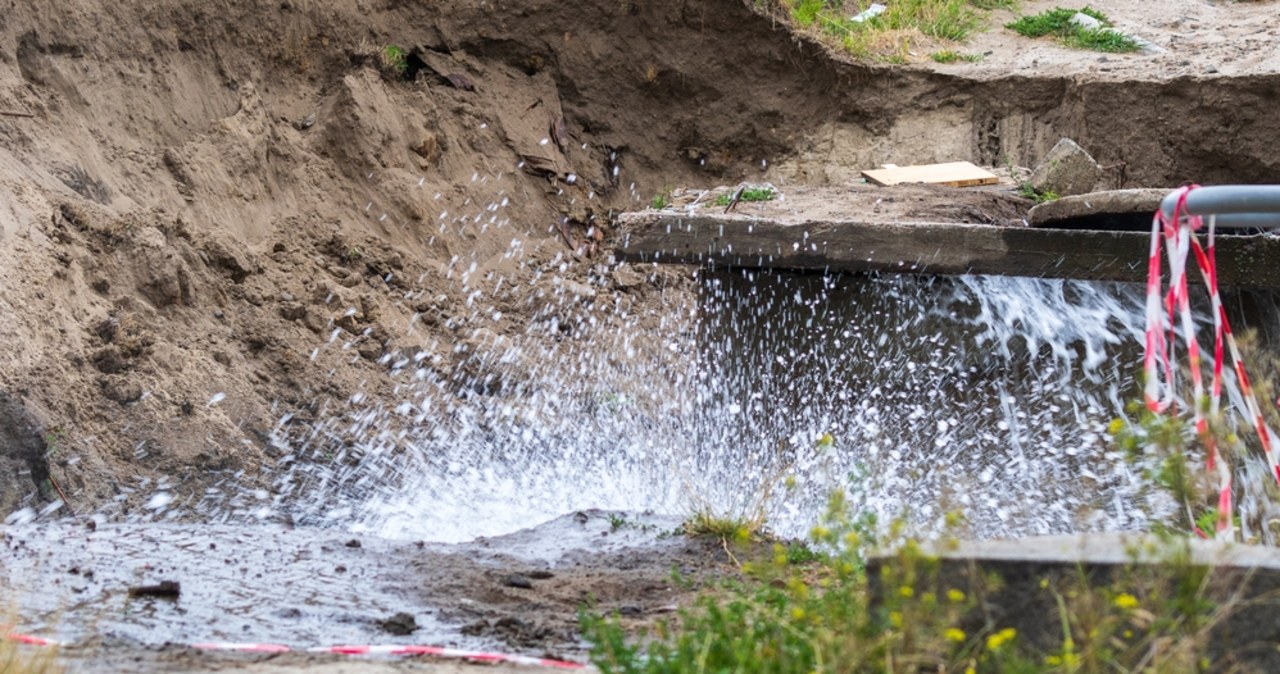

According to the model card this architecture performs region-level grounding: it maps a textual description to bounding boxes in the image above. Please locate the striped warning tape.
[1143,185,1280,538]
[5,632,57,647]
[4,632,585,669]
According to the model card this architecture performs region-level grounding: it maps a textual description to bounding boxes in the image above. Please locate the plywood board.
[862,161,999,188]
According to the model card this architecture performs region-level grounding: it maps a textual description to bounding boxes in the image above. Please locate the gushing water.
[253,269,1152,543]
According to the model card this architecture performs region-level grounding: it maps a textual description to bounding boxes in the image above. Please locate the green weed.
[1007,7,1140,52]
[1005,154,1059,203]
[931,49,984,63]
[381,44,408,75]
[1017,182,1060,203]
[1064,27,1141,52]
[650,189,672,210]
[584,486,1241,673]
[711,186,776,208]
[681,509,765,543]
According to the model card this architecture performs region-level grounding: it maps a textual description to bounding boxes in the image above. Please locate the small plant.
[584,482,1245,674]
[650,189,672,210]
[43,428,64,459]
[381,44,408,76]
[1017,182,1060,203]
[681,509,764,543]
[930,49,984,63]
[608,512,628,532]
[1007,7,1141,52]
[1005,155,1059,203]
[783,540,823,565]
[711,186,776,208]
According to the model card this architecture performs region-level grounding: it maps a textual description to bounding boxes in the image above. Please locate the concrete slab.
[1028,188,1168,229]
[616,208,1280,288]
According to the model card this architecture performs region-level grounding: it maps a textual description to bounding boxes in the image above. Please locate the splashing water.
[248,269,1154,543]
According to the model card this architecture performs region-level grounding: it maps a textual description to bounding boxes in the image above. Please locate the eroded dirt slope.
[2,0,1279,518]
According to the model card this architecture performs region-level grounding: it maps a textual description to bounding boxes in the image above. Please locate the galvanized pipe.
[1160,186,1280,229]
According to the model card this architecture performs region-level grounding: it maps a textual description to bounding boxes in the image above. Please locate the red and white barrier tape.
[4,632,585,669]
[1143,185,1280,538]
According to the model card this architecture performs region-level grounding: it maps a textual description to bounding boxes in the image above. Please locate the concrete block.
[1030,138,1104,197]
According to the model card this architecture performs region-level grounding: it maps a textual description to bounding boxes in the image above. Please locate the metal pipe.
[1160,186,1280,228]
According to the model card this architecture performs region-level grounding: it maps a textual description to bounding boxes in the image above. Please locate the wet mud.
[3,511,731,671]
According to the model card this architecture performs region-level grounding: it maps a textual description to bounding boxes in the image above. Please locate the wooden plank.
[862,161,999,188]
[614,211,1280,288]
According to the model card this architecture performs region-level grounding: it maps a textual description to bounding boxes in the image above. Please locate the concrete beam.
[616,211,1280,288]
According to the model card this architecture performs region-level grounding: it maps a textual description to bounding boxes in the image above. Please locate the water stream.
[278,270,1156,543]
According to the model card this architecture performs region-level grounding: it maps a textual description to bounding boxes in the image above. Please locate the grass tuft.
[681,509,766,543]
[760,0,1009,62]
[650,189,672,210]
[930,49,985,63]
[1007,7,1140,52]
[381,44,408,75]
[712,186,776,208]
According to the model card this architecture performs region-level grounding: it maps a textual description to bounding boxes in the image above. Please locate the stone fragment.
[1030,138,1103,198]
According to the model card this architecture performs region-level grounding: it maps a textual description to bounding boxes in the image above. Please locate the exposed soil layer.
[2,0,1279,517]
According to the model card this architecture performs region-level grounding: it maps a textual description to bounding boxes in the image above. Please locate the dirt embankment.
[1,0,1279,515]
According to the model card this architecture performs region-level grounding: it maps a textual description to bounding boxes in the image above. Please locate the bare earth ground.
[0,0,1278,671]
[943,0,1280,80]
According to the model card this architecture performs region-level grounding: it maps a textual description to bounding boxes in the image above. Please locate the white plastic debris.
[851,3,886,23]
[1068,12,1102,31]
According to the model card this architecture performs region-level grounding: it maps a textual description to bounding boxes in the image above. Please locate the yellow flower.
[791,607,806,621]
[1113,593,1139,610]
[947,588,966,603]
[1045,655,1062,666]
[986,627,1017,651]
[965,668,976,674]
[945,628,966,643]
[898,585,915,598]
[889,611,903,629]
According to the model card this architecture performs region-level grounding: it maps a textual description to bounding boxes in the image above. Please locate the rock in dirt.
[502,573,534,589]
[1028,188,1169,230]
[1030,138,1103,198]
[127,580,181,598]
[379,611,418,635]
[100,377,143,405]
[0,392,50,511]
